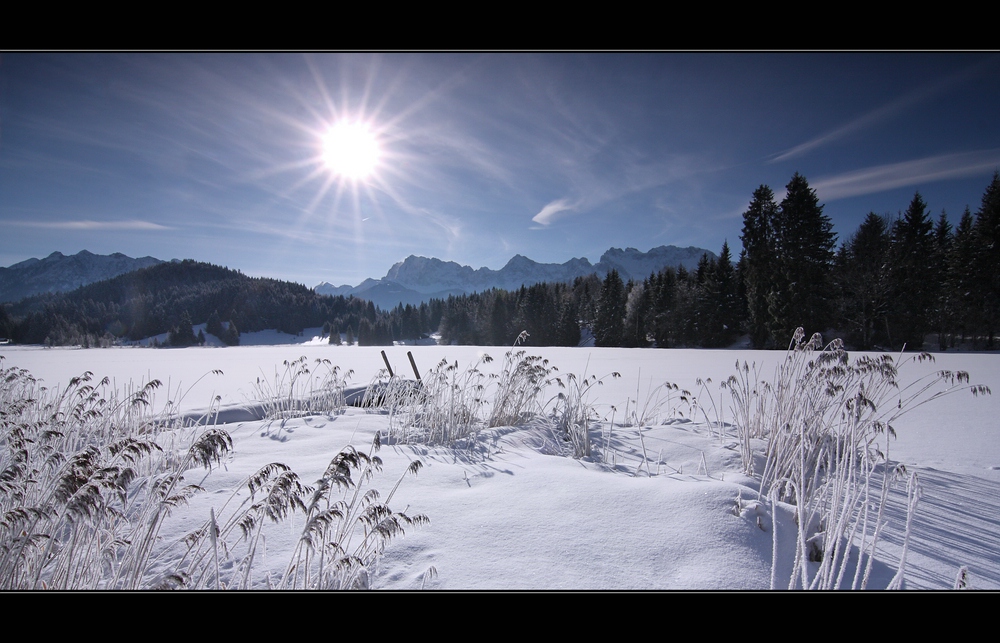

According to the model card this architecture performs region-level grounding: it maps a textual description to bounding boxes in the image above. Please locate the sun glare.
[322,121,380,180]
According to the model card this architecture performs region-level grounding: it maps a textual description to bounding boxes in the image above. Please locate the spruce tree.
[835,213,892,349]
[646,267,677,348]
[702,241,739,347]
[740,185,779,348]
[556,296,581,347]
[768,173,835,345]
[207,310,223,339]
[931,211,953,349]
[622,280,649,347]
[490,293,510,346]
[593,270,626,347]
[223,320,240,346]
[974,171,1000,347]
[888,192,935,350]
[948,207,978,344]
[169,310,198,347]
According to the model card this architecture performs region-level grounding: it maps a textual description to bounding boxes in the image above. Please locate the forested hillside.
[0,261,378,347]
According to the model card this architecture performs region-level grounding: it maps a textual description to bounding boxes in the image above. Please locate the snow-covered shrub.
[724,328,991,589]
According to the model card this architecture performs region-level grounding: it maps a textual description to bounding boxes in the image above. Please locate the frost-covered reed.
[724,328,991,589]
[0,359,232,589]
[167,435,428,590]
[0,357,419,590]
[368,332,561,447]
[247,356,353,420]
[366,332,608,458]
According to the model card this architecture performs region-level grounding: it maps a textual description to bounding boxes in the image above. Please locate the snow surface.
[3,342,998,590]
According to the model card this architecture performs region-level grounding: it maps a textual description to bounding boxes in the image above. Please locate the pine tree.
[358,318,374,346]
[169,310,198,347]
[768,173,836,344]
[489,293,510,346]
[835,212,892,349]
[888,192,935,350]
[740,185,779,348]
[931,211,953,349]
[622,280,650,347]
[973,171,1000,348]
[223,320,240,346]
[648,267,677,348]
[948,207,978,344]
[556,295,581,347]
[593,270,626,347]
[702,241,739,347]
[207,310,223,339]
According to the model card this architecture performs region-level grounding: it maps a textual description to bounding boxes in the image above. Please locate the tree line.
[2,170,997,351]
[739,170,1000,350]
[430,171,1000,351]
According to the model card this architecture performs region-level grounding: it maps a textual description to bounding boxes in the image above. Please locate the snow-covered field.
[3,337,999,590]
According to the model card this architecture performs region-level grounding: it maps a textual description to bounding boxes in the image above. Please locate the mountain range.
[315,245,716,310]
[0,245,716,311]
[0,250,163,303]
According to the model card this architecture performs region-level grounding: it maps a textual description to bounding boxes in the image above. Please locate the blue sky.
[2,52,998,287]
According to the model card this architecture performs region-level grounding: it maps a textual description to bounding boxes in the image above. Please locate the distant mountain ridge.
[315,245,715,310]
[0,250,164,303]
[1,245,716,312]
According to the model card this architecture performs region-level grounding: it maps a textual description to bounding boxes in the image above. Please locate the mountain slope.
[0,250,163,303]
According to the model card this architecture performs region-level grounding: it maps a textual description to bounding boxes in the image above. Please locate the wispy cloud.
[771,98,917,164]
[6,220,171,231]
[531,198,578,226]
[771,58,995,163]
[811,149,1000,201]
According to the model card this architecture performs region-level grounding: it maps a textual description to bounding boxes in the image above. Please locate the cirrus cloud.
[5,219,172,230]
[531,197,579,226]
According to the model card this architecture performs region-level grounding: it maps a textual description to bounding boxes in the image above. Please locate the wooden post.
[407,351,421,381]
[381,350,394,377]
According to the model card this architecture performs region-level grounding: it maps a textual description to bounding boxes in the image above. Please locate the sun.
[321,121,381,180]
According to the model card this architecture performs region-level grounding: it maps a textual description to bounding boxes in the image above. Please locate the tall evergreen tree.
[593,270,626,347]
[222,320,240,346]
[768,173,836,344]
[556,295,582,347]
[740,185,779,348]
[702,241,739,347]
[947,207,979,344]
[931,211,954,349]
[622,280,650,347]
[973,171,1000,347]
[835,212,892,349]
[647,267,677,348]
[206,310,223,339]
[168,310,198,347]
[888,192,935,350]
